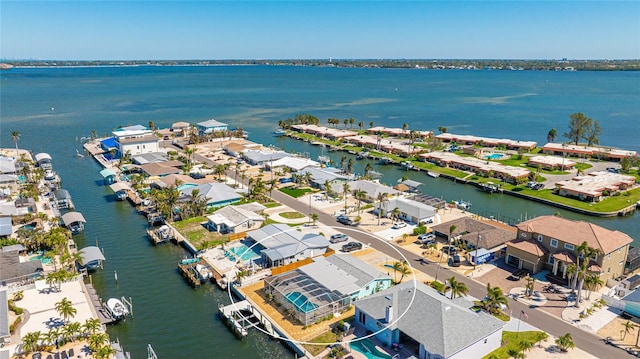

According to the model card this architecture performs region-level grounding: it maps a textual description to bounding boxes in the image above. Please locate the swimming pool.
[285,291,318,313]
[225,244,261,263]
[29,254,52,265]
[484,153,504,160]
[350,339,393,359]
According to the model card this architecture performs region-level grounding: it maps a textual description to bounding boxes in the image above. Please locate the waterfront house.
[138,162,182,178]
[180,182,242,209]
[505,215,633,280]
[420,151,530,184]
[0,158,17,175]
[151,173,203,191]
[246,224,330,267]
[343,134,422,157]
[336,180,400,203]
[365,126,433,139]
[34,153,53,169]
[354,281,505,359]
[206,203,266,234]
[554,171,636,202]
[196,119,228,136]
[264,254,391,326]
[0,245,43,285]
[112,125,160,158]
[291,124,358,140]
[527,155,576,171]
[263,156,320,173]
[397,179,423,193]
[15,197,37,214]
[295,167,349,191]
[435,133,537,151]
[242,149,290,166]
[374,197,437,225]
[223,141,261,158]
[131,152,170,165]
[171,121,191,136]
[541,142,638,161]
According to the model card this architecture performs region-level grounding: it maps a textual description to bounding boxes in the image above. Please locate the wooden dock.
[178,262,201,287]
[84,283,115,324]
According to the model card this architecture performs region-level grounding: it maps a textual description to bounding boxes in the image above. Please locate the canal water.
[1,66,638,357]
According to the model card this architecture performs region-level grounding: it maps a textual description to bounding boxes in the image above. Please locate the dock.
[178,261,201,287]
[217,300,272,339]
[84,283,116,324]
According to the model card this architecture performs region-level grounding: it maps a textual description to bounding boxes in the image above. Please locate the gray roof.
[79,246,106,264]
[1,244,25,253]
[0,175,17,183]
[380,197,437,220]
[208,205,264,228]
[341,180,400,197]
[243,150,290,164]
[99,168,117,178]
[109,182,131,193]
[297,167,348,185]
[356,281,505,358]
[0,251,43,281]
[0,158,16,174]
[197,119,228,128]
[298,256,362,295]
[62,211,87,226]
[0,217,11,237]
[34,153,52,162]
[53,189,72,200]
[131,152,169,165]
[325,254,390,288]
[181,182,241,206]
[432,217,516,249]
[248,224,329,261]
[401,179,423,188]
[0,290,9,338]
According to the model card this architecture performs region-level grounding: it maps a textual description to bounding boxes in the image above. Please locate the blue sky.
[1,1,638,60]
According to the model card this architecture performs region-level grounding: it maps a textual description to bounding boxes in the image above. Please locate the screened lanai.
[264,269,351,326]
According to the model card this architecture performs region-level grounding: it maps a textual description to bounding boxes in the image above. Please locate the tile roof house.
[355,281,505,359]
[506,215,633,280]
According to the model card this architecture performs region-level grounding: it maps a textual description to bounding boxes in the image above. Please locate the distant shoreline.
[1,59,639,71]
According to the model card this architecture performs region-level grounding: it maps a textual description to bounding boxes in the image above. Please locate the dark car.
[189,172,206,179]
[448,254,461,267]
[337,217,354,226]
[508,268,531,281]
[441,245,457,255]
[341,242,362,252]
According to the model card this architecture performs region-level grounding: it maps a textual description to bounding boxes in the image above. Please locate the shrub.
[9,316,21,334]
[413,225,427,235]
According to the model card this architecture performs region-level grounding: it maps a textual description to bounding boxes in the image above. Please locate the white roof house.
[336,180,400,202]
[264,156,320,172]
[112,125,160,158]
[375,197,437,224]
[355,281,506,359]
[247,224,330,267]
[206,203,266,234]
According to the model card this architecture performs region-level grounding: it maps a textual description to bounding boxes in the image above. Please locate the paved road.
[264,187,623,359]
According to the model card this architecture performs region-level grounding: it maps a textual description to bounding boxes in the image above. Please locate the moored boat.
[106,298,130,321]
[401,161,415,170]
[273,129,286,136]
[427,171,440,178]
[453,199,471,210]
[379,158,392,165]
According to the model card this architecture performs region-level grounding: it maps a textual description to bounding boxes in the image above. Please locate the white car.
[391,222,407,229]
[330,233,349,243]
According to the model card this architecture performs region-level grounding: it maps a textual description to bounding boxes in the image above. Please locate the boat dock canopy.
[62,211,86,226]
[0,217,12,237]
[34,153,52,162]
[109,182,131,193]
[100,168,117,178]
[53,189,72,200]
[79,246,106,264]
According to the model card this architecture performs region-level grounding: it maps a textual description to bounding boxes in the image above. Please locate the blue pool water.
[484,153,504,160]
[285,291,318,313]
[350,339,393,359]
[383,264,394,269]
[225,244,261,262]
[29,254,52,265]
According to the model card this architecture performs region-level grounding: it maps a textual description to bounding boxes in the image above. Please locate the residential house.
[555,171,636,203]
[295,167,349,191]
[264,254,391,326]
[171,121,191,136]
[0,217,12,239]
[112,125,160,158]
[355,281,505,359]
[0,244,43,285]
[337,180,400,203]
[246,224,330,267]
[264,156,320,173]
[541,142,638,161]
[206,203,266,234]
[506,215,633,280]
[527,155,576,171]
[180,182,242,209]
[0,158,16,175]
[374,197,436,225]
[196,119,228,136]
[420,151,530,184]
[435,133,537,151]
[242,150,290,166]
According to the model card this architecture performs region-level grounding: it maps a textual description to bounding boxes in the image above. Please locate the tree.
[519,339,533,356]
[584,273,604,300]
[88,332,110,352]
[311,213,318,225]
[355,189,366,215]
[555,333,575,352]
[82,318,102,337]
[535,331,548,348]
[481,283,509,315]
[391,260,411,283]
[524,275,536,298]
[564,112,600,146]
[448,225,457,243]
[55,297,77,323]
[438,126,448,134]
[95,345,117,359]
[402,123,409,134]
[376,192,389,225]
[622,320,635,340]
[369,121,375,128]
[358,121,364,131]
[390,207,401,223]
[22,331,41,354]
[62,321,81,342]
[324,179,332,199]
[11,131,20,158]
[445,276,468,299]
[547,128,558,142]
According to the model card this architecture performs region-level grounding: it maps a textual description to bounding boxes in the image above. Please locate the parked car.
[341,242,362,252]
[508,268,531,281]
[330,233,349,243]
[441,245,457,255]
[337,217,354,226]
[189,172,206,179]
[279,177,293,184]
[448,254,461,267]
[417,233,436,244]
[391,222,407,229]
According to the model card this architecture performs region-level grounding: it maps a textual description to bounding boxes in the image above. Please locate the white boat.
[401,161,415,170]
[453,199,471,210]
[317,144,330,164]
[379,158,392,165]
[273,129,286,136]
[427,171,440,178]
[75,149,84,158]
[106,298,129,320]
[195,264,212,282]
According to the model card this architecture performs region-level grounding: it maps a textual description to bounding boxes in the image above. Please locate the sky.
[1,1,639,60]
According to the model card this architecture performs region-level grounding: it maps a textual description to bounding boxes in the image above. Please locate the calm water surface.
[1,66,638,357]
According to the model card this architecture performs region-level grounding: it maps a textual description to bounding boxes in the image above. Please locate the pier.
[178,260,202,287]
[218,300,272,339]
[84,283,116,324]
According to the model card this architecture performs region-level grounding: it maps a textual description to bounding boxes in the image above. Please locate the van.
[448,254,461,267]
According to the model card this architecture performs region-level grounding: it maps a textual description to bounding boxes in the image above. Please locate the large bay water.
[1,66,639,357]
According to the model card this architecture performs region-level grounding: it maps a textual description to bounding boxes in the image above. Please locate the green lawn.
[172,216,229,250]
[506,186,640,213]
[263,202,282,208]
[280,211,305,219]
[263,218,303,227]
[279,187,314,198]
[303,331,339,357]
[483,331,544,359]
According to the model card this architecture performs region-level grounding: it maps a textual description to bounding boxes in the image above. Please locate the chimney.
[385,304,393,324]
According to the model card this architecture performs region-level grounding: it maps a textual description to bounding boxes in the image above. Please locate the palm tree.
[535,331,548,348]
[376,192,388,225]
[402,123,409,134]
[623,320,635,340]
[524,275,536,298]
[43,328,60,347]
[391,260,411,283]
[445,276,469,299]
[324,179,332,199]
[22,331,41,354]
[349,117,355,129]
[342,182,351,211]
[55,297,77,323]
[547,128,558,142]
[62,321,81,342]
[82,318,102,337]
[354,189,366,215]
[369,121,375,128]
[310,213,318,225]
[358,121,364,131]
[95,345,117,359]
[519,339,533,356]
[448,225,457,243]
[555,333,575,352]
[585,273,604,299]
[481,283,509,315]
[507,348,524,359]
[88,332,110,352]
[11,131,20,158]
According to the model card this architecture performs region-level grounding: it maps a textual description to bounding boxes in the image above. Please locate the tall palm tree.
[555,333,575,352]
[623,320,635,340]
[11,131,20,158]
[355,189,366,215]
[524,275,536,298]
[55,297,77,323]
[358,121,364,131]
[547,128,558,143]
[390,207,401,223]
[482,283,509,315]
[349,117,355,129]
[445,276,469,299]
[376,192,388,225]
[324,179,332,199]
[22,331,41,354]
[585,273,604,300]
[342,182,351,211]
[82,318,102,337]
[402,123,408,134]
[369,121,375,128]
